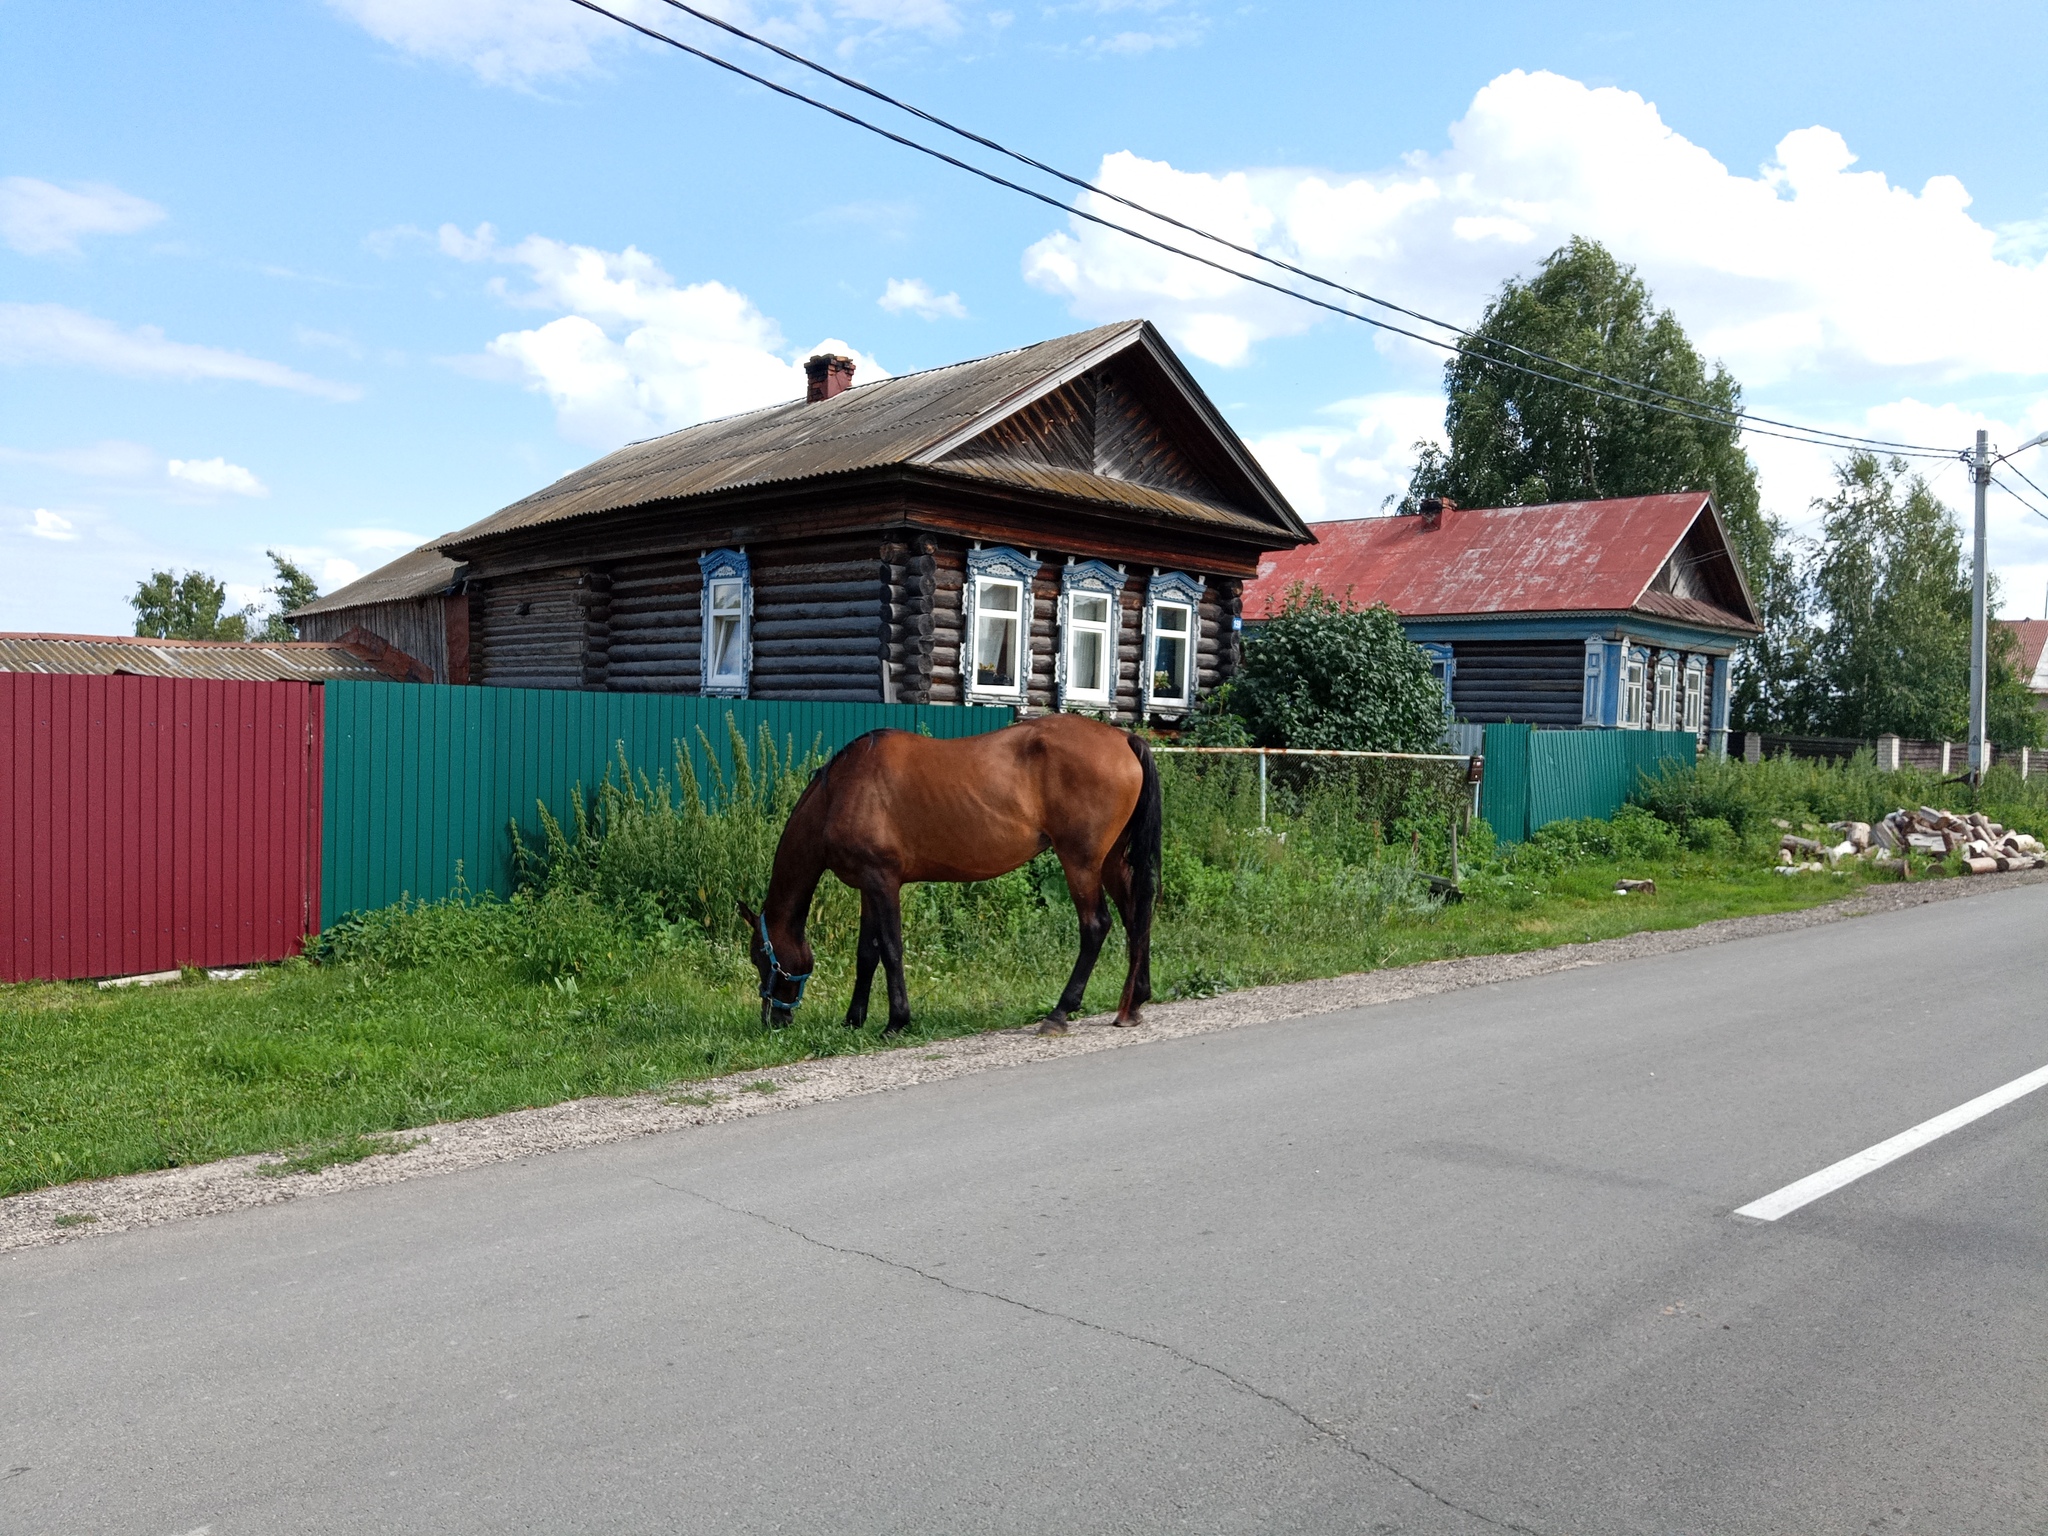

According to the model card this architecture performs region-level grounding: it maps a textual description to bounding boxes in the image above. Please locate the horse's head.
[738,899,812,1027]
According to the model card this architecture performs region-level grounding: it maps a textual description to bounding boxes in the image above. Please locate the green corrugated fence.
[320,682,1015,923]
[1480,723,1697,843]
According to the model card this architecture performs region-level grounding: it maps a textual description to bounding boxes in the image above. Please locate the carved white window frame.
[1418,642,1456,722]
[1142,570,1204,717]
[964,545,1040,700]
[699,547,751,697]
[1681,658,1706,735]
[1621,646,1648,729]
[1056,559,1126,711]
[1652,652,1679,731]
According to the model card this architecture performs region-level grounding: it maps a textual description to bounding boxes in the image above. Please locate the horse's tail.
[1122,733,1162,1001]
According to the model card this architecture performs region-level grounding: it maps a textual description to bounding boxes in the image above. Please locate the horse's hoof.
[1112,1011,1145,1028]
[1036,1019,1070,1036]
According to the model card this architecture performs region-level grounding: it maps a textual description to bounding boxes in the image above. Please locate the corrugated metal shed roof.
[0,633,393,683]
[1244,494,1759,633]
[431,319,1306,551]
[294,545,461,617]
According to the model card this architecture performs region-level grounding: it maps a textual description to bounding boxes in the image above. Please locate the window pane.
[1156,604,1189,634]
[976,613,1017,688]
[710,614,742,679]
[1154,632,1187,700]
[710,580,742,617]
[982,581,1020,613]
[1073,593,1110,626]
[1071,628,1105,694]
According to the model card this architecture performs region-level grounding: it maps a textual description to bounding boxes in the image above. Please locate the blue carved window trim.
[964,545,1040,700]
[1582,638,1606,725]
[1056,558,1127,711]
[1142,570,1204,717]
[1418,642,1456,723]
[699,547,751,698]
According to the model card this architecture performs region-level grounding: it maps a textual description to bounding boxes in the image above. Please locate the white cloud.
[1245,391,1444,522]
[26,508,77,541]
[0,177,165,256]
[878,277,967,320]
[0,304,361,400]
[1024,70,2048,387]
[329,0,960,84]
[167,458,269,497]
[440,222,887,445]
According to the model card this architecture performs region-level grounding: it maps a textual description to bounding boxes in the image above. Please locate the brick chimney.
[804,353,856,403]
[1418,495,1455,529]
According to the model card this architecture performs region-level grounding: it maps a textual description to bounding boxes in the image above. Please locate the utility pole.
[1969,430,1989,784]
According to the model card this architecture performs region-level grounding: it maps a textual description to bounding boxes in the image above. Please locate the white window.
[1652,654,1678,730]
[698,547,750,696]
[972,576,1025,694]
[1622,652,1647,728]
[707,579,746,686]
[1681,661,1705,734]
[1151,601,1192,706]
[1064,591,1113,703]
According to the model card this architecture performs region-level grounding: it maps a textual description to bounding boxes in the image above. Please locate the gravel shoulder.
[7,868,2040,1256]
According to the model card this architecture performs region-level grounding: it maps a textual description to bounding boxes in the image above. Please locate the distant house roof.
[0,633,408,684]
[1244,493,1760,635]
[294,545,461,618]
[2002,618,2048,691]
[449,319,1304,546]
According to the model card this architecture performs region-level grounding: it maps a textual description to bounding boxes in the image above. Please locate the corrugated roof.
[294,545,461,617]
[2001,617,2048,690]
[930,457,1281,535]
[0,633,393,683]
[1245,494,1759,634]
[431,319,1306,551]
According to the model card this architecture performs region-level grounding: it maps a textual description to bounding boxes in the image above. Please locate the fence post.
[2023,746,2032,781]
[1258,748,1268,828]
[1877,733,1901,771]
[1743,732,1762,765]
[1940,741,1952,775]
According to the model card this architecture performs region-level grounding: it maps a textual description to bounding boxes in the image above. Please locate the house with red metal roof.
[1999,618,2048,722]
[1241,492,1760,749]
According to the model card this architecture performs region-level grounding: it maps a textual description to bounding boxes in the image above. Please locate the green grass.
[4,748,2025,1200]
[252,1132,425,1178]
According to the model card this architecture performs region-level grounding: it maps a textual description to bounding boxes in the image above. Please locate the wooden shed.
[294,321,1311,721]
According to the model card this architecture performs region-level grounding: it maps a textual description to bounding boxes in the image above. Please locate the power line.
[1992,475,2048,525]
[603,0,1963,461]
[1999,459,2048,508]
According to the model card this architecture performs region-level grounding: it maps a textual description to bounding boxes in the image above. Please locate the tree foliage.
[131,569,251,641]
[1401,237,1769,587]
[1199,585,1446,752]
[259,550,320,643]
[1731,453,2044,748]
[130,552,319,643]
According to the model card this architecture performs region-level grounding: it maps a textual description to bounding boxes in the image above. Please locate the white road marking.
[1735,1061,2048,1221]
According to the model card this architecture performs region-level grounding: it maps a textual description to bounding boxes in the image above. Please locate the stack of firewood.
[1776,808,2046,875]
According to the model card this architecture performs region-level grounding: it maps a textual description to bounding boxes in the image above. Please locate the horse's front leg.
[870,881,913,1033]
[843,892,882,1029]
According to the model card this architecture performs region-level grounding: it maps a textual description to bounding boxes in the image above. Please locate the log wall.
[294,598,450,683]
[601,554,702,694]
[748,537,889,703]
[475,570,585,690]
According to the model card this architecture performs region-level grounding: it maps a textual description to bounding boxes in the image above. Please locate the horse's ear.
[736,898,758,935]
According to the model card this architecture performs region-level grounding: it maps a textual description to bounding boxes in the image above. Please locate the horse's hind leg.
[871,881,913,1034]
[1039,863,1112,1036]
[1103,844,1150,1027]
[843,892,882,1029]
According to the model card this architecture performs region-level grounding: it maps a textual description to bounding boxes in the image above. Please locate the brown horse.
[737,714,1161,1036]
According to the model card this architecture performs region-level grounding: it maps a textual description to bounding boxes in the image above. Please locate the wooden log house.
[294,321,1313,720]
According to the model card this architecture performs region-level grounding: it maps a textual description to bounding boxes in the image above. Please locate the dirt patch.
[6,868,2040,1256]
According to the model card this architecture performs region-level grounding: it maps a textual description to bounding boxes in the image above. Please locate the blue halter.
[756,913,812,1015]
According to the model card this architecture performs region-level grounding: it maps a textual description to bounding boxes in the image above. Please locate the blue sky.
[5,0,2047,634]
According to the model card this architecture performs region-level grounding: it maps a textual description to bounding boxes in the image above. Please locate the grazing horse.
[738,714,1161,1036]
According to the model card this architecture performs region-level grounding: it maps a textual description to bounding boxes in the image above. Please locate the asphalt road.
[6,885,2047,1535]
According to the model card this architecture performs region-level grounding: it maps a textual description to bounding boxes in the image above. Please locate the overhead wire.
[1992,476,2048,525]
[567,0,1965,460]
[593,0,1964,461]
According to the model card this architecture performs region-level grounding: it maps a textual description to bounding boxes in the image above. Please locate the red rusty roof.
[1246,493,1758,632]
[2001,618,2048,690]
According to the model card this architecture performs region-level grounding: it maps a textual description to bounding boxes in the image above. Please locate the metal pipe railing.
[1152,745,1484,830]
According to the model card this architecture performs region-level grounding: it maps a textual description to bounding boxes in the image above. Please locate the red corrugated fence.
[1,674,322,983]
